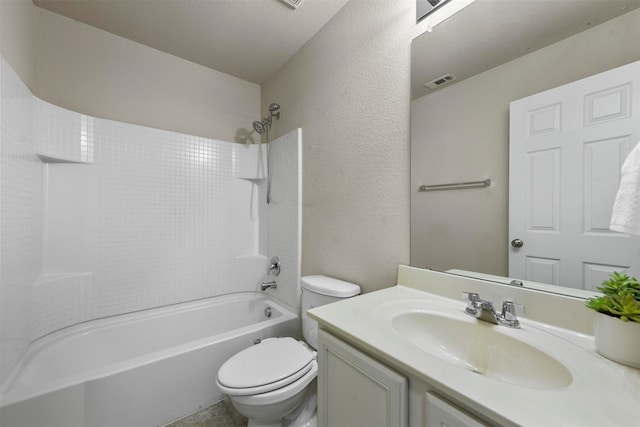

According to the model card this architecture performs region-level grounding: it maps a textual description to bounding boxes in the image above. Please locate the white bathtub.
[0,292,298,427]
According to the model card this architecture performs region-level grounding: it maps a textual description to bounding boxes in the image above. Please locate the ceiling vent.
[424,73,457,90]
[280,0,304,9]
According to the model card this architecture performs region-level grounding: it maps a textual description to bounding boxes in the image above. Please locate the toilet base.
[246,415,315,427]
[282,382,316,427]
[239,379,317,427]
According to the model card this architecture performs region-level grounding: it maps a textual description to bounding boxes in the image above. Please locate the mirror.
[410,0,640,297]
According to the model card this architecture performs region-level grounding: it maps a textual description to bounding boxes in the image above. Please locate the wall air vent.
[424,73,457,90]
[417,0,453,22]
[280,0,304,9]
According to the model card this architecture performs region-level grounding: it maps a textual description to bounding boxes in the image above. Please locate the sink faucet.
[463,292,500,324]
[462,292,524,328]
[261,280,277,291]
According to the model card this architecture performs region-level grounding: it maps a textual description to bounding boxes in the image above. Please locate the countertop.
[308,281,640,426]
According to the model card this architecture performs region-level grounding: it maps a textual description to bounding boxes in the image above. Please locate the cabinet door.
[317,329,408,427]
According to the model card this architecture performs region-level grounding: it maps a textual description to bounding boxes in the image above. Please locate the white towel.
[610,142,640,235]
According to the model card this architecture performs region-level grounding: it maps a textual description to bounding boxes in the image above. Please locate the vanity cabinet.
[317,329,408,427]
[310,268,640,426]
[317,329,494,427]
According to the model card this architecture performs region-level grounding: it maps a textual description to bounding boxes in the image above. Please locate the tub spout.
[261,281,277,291]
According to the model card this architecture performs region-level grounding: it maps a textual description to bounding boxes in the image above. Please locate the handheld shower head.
[253,120,267,135]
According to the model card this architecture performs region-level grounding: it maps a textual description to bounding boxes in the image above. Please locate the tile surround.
[34,97,94,164]
[0,56,301,384]
[0,57,40,383]
[268,129,302,310]
[30,273,93,341]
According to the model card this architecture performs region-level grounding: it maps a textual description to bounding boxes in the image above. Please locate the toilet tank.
[301,275,360,349]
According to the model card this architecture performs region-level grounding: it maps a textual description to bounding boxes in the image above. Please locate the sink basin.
[391,311,573,390]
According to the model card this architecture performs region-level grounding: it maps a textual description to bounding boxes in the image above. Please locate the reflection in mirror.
[410,0,640,296]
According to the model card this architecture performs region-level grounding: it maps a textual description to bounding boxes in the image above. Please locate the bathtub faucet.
[261,281,277,291]
[268,256,281,276]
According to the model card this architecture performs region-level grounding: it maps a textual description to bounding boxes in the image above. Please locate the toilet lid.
[217,337,314,389]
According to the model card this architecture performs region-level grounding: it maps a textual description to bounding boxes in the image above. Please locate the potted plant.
[586,272,640,368]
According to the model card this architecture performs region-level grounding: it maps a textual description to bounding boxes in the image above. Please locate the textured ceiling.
[33,0,350,84]
[412,0,640,99]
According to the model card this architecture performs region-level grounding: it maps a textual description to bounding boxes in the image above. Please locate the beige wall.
[411,9,640,276]
[0,0,35,89]
[262,0,413,293]
[32,6,260,142]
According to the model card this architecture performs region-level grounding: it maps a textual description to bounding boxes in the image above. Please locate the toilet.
[216,275,361,427]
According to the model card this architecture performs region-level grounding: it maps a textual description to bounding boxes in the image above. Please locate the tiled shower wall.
[0,57,301,385]
[268,129,302,309]
[0,57,41,386]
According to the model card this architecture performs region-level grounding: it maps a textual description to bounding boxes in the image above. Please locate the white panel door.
[510,61,640,291]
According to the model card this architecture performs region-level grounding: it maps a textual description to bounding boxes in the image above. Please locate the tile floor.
[164,399,247,427]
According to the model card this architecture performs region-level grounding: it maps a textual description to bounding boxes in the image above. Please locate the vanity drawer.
[426,392,488,427]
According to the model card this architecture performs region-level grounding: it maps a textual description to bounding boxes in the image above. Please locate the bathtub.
[0,292,298,427]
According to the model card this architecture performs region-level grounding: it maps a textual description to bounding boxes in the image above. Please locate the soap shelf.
[37,154,92,164]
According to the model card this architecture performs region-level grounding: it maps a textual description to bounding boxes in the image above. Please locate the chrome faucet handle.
[462,292,480,303]
[462,292,481,315]
[500,301,525,328]
[268,256,280,276]
[501,301,525,319]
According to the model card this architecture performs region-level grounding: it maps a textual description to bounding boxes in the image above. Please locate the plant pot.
[594,312,640,368]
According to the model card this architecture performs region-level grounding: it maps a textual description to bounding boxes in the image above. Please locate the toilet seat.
[217,337,316,396]
[227,361,317,407]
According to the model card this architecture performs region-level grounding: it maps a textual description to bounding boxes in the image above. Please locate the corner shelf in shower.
[37,154,93,164]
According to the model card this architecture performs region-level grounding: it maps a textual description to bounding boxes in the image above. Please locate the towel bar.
[418,179,491,192]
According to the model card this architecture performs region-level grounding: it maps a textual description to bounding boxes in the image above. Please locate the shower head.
[252,102,280,135]
[253,120,268,135]
[268,103,281,121]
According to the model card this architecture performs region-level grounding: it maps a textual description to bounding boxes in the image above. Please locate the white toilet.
[216,275,361,427]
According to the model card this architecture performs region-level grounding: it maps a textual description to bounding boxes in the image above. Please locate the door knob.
[511,239,524,248]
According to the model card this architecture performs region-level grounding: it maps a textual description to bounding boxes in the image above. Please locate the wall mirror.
[410,0,640,298]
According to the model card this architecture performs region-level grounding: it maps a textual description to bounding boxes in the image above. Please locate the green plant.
[586,272,640,323]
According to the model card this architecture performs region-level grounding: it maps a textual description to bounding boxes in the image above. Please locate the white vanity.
[307,265,640,427]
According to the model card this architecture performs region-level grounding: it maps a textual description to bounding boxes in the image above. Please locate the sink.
[391,311,573,390]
